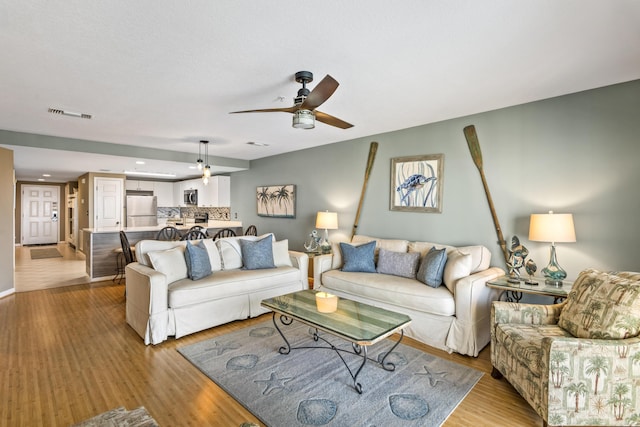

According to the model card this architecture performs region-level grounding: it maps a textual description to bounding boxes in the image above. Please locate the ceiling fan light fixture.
[292,109,315,129]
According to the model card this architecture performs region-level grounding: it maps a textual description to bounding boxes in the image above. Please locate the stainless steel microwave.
[184,189,198,206]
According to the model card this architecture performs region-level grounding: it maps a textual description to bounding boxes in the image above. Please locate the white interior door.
[95,177,123,228]
[22,185,60,245]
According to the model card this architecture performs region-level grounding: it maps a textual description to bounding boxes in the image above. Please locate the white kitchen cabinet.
[154,181,174,207]
[170,176,230,207]
[173,181,184,206]
[199,176,230,207]
[125,180,154,191]
[173,179,202,206]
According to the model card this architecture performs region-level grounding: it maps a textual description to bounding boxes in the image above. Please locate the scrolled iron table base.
[271,312,403,394]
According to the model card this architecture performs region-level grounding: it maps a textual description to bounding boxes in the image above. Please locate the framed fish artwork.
[390,154,444,213]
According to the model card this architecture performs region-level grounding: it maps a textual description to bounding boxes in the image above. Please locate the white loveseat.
[313,235,504,356]
[126,234,309,345]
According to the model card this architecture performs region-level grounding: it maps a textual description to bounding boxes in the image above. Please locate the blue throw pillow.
[340,241,377,273]
[416,247,448,288]
[185,240,212,280]
[240,235,276,270]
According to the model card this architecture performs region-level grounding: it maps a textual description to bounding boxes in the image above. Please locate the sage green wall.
[0,147,15,294]
[230,80,640,280]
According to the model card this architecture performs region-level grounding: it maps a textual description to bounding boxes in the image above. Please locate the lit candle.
[315,292,338,313]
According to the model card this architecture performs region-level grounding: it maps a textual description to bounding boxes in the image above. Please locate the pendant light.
[201,140,211,185]
[196,141,204,170]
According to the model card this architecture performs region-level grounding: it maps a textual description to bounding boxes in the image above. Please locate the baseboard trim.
[0,287,16,299]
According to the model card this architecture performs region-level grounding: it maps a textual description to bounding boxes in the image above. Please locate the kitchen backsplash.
[157,207,230,220]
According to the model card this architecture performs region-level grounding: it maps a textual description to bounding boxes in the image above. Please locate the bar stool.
[113,231,135,283]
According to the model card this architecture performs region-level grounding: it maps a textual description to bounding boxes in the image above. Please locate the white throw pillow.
[201,239,223,272]
[216,237,243,270]
[273,239,292,267]
[147,246,188,284]
[443,250,472,294]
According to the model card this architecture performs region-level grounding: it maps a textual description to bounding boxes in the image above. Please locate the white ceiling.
[1,1,639,182]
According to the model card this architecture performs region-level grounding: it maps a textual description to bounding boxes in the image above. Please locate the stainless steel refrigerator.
[126,195,158,227]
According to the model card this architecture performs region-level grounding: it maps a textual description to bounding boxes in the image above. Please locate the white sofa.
[313,235,504,357]
[126,235,309,345]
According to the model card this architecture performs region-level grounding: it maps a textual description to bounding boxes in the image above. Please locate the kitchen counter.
[82,221,243,280]
[83,220,243,234]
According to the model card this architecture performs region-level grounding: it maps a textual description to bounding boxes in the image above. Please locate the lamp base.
[545,278,564,287]
[542,243,567,287]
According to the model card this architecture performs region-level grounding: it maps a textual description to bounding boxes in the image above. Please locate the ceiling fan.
[230,71,353,130]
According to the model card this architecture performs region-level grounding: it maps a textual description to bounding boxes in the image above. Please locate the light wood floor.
[2,243,542,426]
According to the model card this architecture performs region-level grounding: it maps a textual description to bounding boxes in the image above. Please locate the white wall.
[230,80,640,280]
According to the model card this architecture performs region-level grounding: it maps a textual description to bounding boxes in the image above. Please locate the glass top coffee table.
[261,289,411,394]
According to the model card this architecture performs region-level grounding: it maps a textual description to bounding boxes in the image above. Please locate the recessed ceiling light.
[124,170,176,178]
[247,141,270,147]
[42,173,51,177]
[188,166,197,169]
[37,178,45,181]
[136,161,145,165]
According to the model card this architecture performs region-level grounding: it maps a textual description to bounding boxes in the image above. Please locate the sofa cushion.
[340,241,376,273]
[494,323,573,377]
[351,235,409,252]
[558,268,640,339]
[240,235,275,270]
[409,241,491,273]
[443,250,472,294]
[147,246,188,284]
[184,240,212,280]
[135,240,187,267]
[321,269,455,317]
[168,267,301,308]
[273,239,292,267]
[416,247,447,288]
[376,248,420,279]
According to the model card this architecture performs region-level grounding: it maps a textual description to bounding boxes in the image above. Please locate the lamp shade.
[315,211,338,230]
[529,212,576,243]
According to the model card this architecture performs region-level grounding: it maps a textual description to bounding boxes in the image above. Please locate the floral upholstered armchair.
[491,269,640,426]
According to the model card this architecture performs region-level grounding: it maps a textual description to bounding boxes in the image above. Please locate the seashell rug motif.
[178,320,482,426]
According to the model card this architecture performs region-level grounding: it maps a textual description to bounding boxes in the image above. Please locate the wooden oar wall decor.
[463,125,510,267]
[351,142,379,240]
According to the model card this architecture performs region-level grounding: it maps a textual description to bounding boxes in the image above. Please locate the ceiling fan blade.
[230,106,298,114]
[300,75,339,111]
[314,110,353,129]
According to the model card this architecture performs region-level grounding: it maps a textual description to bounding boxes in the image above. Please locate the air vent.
[48,107,92,119]
[247,141,269,147]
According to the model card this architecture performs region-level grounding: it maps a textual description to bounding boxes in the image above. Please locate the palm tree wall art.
[256,184,296,218]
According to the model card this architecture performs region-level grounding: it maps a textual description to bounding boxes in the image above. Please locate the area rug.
[178,320,482,426]
[30,247,62,259]
[70,406,159,426]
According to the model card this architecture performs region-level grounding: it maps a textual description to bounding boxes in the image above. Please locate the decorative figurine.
[506,236,530,283]
[525,259,538,285]
[303,230,321,253]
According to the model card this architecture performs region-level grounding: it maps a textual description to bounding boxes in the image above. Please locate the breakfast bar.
[82,221,243,280]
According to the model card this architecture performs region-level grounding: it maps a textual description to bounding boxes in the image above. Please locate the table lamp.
[528,211,576,286]
[315,211,338,254]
